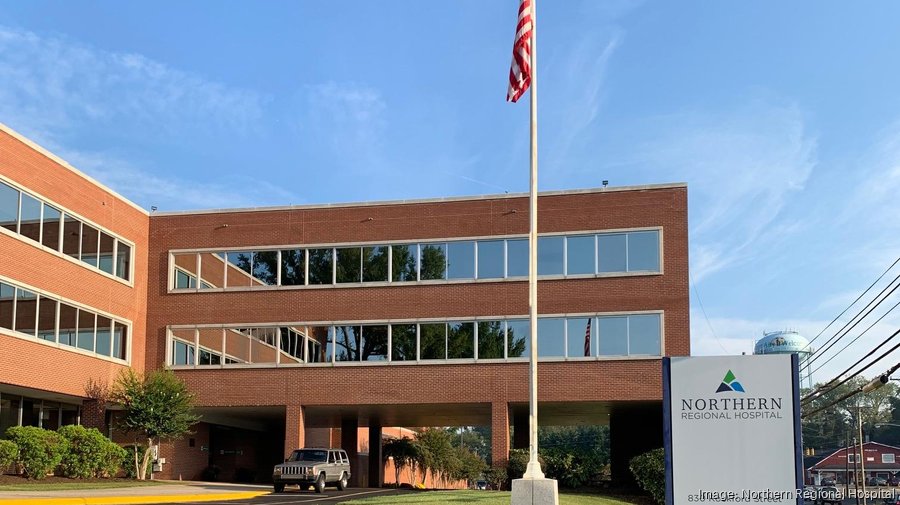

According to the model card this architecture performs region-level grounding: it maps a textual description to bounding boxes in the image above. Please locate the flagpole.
[524,0,544,480]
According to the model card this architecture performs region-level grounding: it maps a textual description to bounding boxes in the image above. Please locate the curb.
[0,490,269,505]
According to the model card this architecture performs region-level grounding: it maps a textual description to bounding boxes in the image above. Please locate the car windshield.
[289,450,328,462]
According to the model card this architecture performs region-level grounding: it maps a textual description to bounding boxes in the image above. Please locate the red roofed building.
[809,442,900,485]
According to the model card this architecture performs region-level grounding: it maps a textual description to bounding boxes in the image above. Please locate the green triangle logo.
[716,370,745,393]
[723,370,736,383]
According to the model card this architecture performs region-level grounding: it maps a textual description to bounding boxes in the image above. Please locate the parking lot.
[155,487,414,505]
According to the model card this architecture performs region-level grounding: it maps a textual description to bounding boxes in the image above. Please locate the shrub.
[484,466,507,491]
[630,448,665,505]
[122,445,151,479]
[0,439,18,473]
[507,449,545,482]
[58,426,127,478]
[5,426,67,479]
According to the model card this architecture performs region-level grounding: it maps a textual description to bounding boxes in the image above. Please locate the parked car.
[475,480,488,490]
[273,448,351,494]
[870,477,889,487]
[816,486,842,505]
[889,475,900,486]
[821,477,836,486]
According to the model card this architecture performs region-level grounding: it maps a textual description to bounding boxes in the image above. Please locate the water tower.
[753,330,814,388]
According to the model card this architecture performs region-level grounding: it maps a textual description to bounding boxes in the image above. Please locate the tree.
[413,428,455,487]
[800,378,898,453]
[109,369,200,480]
[383,436,417,486]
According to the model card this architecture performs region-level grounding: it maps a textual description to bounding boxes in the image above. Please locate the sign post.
[663,354,803,505]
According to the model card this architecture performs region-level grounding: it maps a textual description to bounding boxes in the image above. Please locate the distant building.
[754,330,814,388]
[808,441,900,485]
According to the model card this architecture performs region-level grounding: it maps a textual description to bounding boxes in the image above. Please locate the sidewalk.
[0,480,270,505]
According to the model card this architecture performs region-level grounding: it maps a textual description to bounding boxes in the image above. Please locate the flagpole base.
[511,477,559,505]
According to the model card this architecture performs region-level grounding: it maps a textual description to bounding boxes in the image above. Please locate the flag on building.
[584,318,592,357]
[507,0,533,103]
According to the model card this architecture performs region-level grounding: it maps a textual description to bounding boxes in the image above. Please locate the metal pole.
[846,430,850,496]
[859,407,867,505]
[854,436,860,505]
[523,0,544,481]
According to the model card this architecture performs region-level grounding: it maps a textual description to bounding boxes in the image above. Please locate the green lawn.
[0,480,165,491]
[344,490,638,505]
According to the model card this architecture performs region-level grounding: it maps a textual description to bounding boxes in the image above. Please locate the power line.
[802,360,900,419]
[689,270,728,354]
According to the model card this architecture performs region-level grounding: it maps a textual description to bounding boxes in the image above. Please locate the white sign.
[664,355,802,505]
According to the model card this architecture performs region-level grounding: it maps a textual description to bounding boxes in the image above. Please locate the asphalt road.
[167,487,415,505]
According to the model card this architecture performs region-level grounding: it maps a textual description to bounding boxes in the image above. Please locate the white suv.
[273,448,351,494]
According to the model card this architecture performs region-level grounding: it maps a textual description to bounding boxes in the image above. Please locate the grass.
[344,490,639,505]
[0,478,165,491]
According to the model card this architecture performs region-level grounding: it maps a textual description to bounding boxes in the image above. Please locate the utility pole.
[859,405,868,505]
[846,430,850,497]
[853,436,860,505]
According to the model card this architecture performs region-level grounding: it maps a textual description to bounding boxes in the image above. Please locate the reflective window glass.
[197,253,222,289]
[95,315,112,356]
[112,322,128,359]
[306,326,329,363]
[391,324,417,361]
[98,233,115,274]
[81,223,99,267]
[333,325,361,361]
[0,282,13,330]
[361,325,388,361]
[249,327,278,364]
[325,327,336,362]
[279,327,304,364]
[628,231,660,272]
[629,314,661,355]
[335,247,362,283]
[391,245,417,282]
[223,328,250,363]
[599,317,628,356]
[419,323,446,360]
[566,235,595,275]
[448,321,474,359]
[172,340,195,366]
[537,236,564,275]
[116,242,131,281]
[447,241,475,280]
[251,251,278,286]
[19,193,41,242]
[41,204,61,251]
[76,310,96,352]
[506,319,530,358]
[362,246,388,282]
[598,234,627,273]
[175,270,196,289]
[37,297,57,342]
[58,303,77,347]
[477,241,505,279]
[62,215,80,259]
[225,252,254,287]
[420,244,447,281]
[199,349,221,366]
[567,317,594,358]
[507,239,528,278]
[537,318,565,357]
[280,249,305,286]
[14,288,37,336]
[307,249,333,285]
[0,182,18,233]
[477,321,505,359]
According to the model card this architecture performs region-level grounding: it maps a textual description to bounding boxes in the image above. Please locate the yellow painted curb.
[0,490,268,505]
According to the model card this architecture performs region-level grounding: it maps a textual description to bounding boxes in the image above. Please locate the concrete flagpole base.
[510,477,559,505]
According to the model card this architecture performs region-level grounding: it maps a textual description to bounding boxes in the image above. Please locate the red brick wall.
[0,127,150,398]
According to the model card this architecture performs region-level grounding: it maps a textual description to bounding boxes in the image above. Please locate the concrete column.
[609,403,663,488]
[341,418,360,487]
[512,410,529,450]
[284,404,305,459]
[491,402,510,467]
[368,421,383,488]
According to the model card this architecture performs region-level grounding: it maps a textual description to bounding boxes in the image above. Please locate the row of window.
[0,180,132,281]
[0,281,129,361]
[168,313,662,366]
[171,230,660,290]
[0,394,81,435]
[845,453,894,464]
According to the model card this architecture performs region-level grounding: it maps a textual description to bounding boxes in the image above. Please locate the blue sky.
[1,1,899,382]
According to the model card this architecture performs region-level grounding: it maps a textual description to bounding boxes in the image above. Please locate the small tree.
[383,436,417,487]
[109,369,200,480]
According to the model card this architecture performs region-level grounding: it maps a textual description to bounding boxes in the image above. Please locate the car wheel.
[337,472,348,491]
[273,483,285,493]
[315,473,326,494]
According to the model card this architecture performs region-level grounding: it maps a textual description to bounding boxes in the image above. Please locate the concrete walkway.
[0,480,271,505]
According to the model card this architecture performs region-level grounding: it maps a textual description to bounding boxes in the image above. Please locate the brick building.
[0,122,690,487]
[808,442,900,485]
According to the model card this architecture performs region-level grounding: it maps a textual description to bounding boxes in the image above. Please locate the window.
[251,251,278,286]
[77,310,96,352]
[0,282,13,330]
[537,236,564,275]
[14,288,37,337]
[420,244,447,281]
[507,239,528,277]
[333,325,361,362]
[391,324,416,361]
[98,233,115,275]
[280,249,305,286]
[447,242,475,280]
[363,246,388,282]
[58,303,77,347]
[598,234,627,273]
[19,193,41,243]
[0,181,18,233]
[506,319,529,358]
[37,297,57,342]
[95,315,112,356]
[477,320,505,359]
[307,249,333,285]
[115,242,131,281]
[112,322,128,360]
[391,245,417,282]
[567,317,594,358]
[847,453,859,463]
[80,223,99,267]
[598,317,628,356]
[628,231,660,271]
[175,270,196,289]
[360,325,388,361]
[537,318,565,357]
[447,322,474,359]
[62,214,80,259]
[477,240,504,279]
[336,247,362,283]
[419,323,446,360]
[598,314,661,356]
[883,454,896,464]
[566,235,595,275]
[41,204,61,251]
[225,252,254,288]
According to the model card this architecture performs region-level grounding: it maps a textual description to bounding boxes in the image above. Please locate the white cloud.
[0,25,266,141]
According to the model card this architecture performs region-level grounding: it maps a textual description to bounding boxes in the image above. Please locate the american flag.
[584,318,592,357]
[507,0,533,103]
